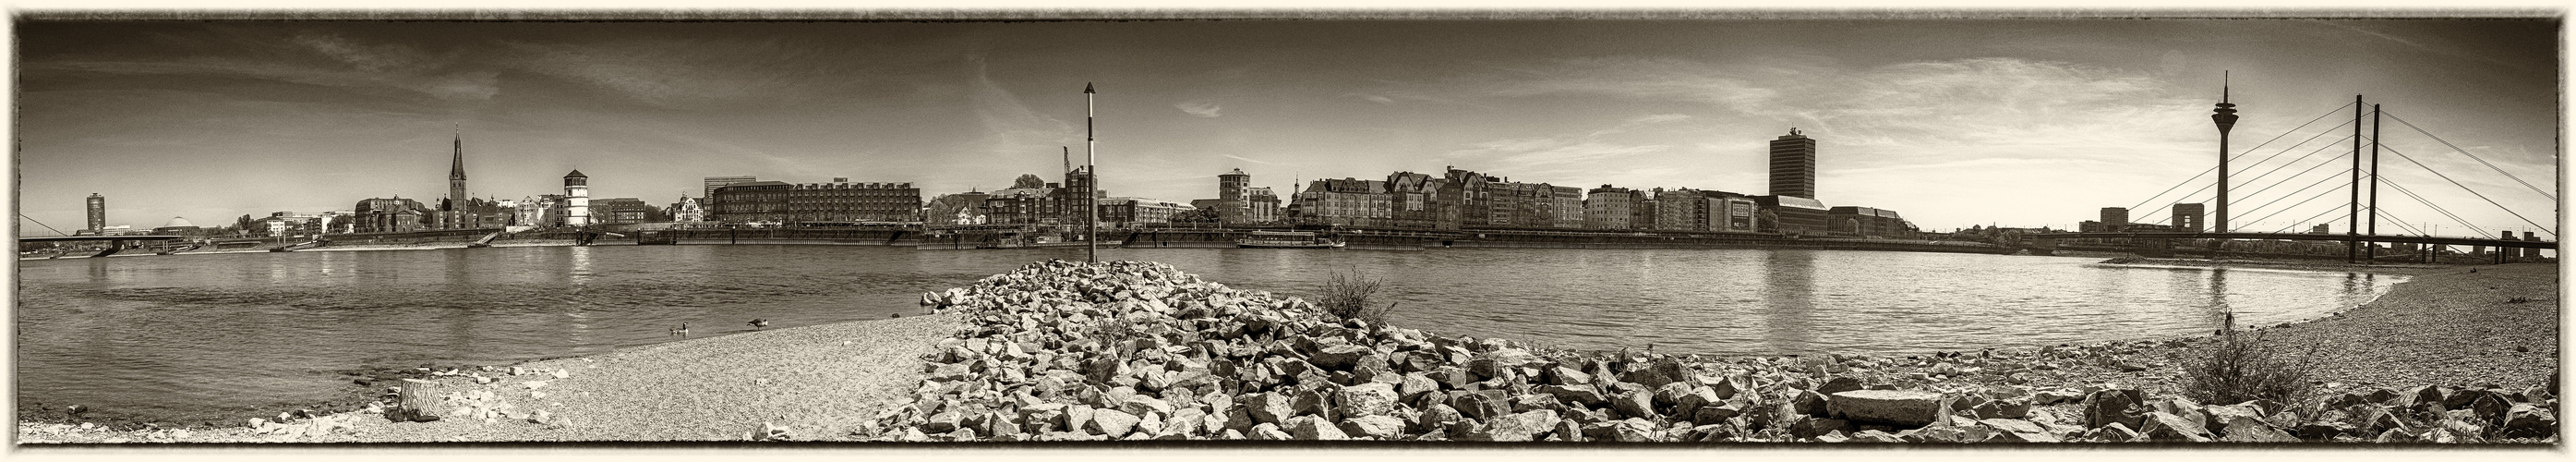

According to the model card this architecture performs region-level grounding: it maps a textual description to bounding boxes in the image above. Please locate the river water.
[17,246,2401,426]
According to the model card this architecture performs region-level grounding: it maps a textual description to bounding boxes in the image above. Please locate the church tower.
[449,128,468,212]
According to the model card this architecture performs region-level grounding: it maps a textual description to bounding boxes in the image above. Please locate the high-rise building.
[1218,169,1249,225]
[704,176,756,201]
[563,170,591,226]
[2100,207,2129,232]
[1768,128,1817,200]
[2173,202,2206,233]
[85,193,104,234]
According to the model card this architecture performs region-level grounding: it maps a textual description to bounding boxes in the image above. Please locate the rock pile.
[854,261,2554,444]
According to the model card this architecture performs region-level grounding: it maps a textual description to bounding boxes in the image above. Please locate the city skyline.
[18,18,2558,236]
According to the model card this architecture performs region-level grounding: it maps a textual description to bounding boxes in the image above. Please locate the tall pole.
[2348,95,2362,263]
[1085,82,1098,263]
[2367,103,2382,261]
[2210,71,2239,259]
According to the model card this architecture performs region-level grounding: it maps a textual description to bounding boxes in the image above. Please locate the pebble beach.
[14,261,2559,444]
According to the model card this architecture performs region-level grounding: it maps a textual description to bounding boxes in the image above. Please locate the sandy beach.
[14,261,2558,444]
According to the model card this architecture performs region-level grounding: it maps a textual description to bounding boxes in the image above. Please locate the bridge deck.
[2036,231,2555,249]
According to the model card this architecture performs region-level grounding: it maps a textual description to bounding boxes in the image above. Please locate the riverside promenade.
[16,261,2558,444]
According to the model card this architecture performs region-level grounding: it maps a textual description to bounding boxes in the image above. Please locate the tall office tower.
[1218,168,1249,224]
[1768,128,1816,200]
[86,193,105,233]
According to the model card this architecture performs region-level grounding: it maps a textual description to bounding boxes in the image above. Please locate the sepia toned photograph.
[9,10,2562,450]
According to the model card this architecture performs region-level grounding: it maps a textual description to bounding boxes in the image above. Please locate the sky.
[14,17,2561,237]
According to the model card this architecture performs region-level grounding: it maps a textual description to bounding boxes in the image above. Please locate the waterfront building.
[2100,207,2129,232]
[2079,220,2104,233]
[1709,192,1760,232]
[85,193,105,234]
[2172,202,2206,233]
[1058,167,1100,227]
[1651,188,1701,231]
[562,170,592,226]
[1546,184,1585,229]
[925,191,990,226]
[1441,168,1499,227]
[1100,197,1194,226]
[783,178,924,224]
[516,195,565,228]
[150,216,201,237]
[1295,177,1393,226]
[672,195,705,224]
[712,181,792,225]
[704,176,756,201]
[983,184,1064,225]
[1769,128,1818,200]
[1828,206,1915,238]
[1246,187,1281,224]
[1584,186,1641,230]
[353,198,428,234]
[1756,195,1831,235]
[1384,172,1447,229]
[1217,169,1250,225]
[592,198,651,225]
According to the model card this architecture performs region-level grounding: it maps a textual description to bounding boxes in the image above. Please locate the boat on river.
[1237,230,1344,249]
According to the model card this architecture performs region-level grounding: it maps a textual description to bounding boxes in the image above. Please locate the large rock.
[1537,384,1608,407]
[1414,404,1465,433]
[2137,411,2214,442]
[1793,389,1831,417]
[1463,410,1560,442]
[1286,416,1349,440]
[1245,392,1294,425]
[1610,389,1659,420]
[1547,366,1594,386]
[1339,415,1405,439]
[2503,403,2558,438]
[1308,345,1375,371]
[1619,358,1691,389]
[1336,383,1401,417]
[1816,376,1865,395]
[1708,373,1756,401]
[1978,419,2060,443]
[2081,388,2147,431]
[1086,409,1142,439]
[1828,390,1944,427]
[1451,390,1514,421]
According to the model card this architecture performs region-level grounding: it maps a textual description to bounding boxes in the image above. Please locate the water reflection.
[1760,250,1818,355]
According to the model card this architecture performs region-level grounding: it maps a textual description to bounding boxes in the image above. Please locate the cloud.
[1222,154,1278,165]
[1176,100,1223,118]
[961,55,1077,159]
[35,57,498,102]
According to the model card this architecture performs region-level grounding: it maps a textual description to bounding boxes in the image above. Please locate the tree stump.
[393,378,447,422]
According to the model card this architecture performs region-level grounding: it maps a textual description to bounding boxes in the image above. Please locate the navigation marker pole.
[1085,82,1099,264]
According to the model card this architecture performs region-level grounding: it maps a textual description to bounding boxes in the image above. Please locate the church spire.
[448,125,468,212]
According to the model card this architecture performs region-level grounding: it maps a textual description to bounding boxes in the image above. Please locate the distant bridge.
[2034,231,2554,249]
[18,235,187,242]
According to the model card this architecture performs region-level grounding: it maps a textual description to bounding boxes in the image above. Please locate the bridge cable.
[2377,143,2555,237]
[2377,176,2494,237]
[2371,209,2433,237]
[2232,168,2353,225]
[2228,156,2360,223]
[2383,112,2557,201]
[2128,116,2359,224]
[2221,144,2357,215]
[18,214,68,237]
[2123,101,2362,213]
[2235,169,2355,231]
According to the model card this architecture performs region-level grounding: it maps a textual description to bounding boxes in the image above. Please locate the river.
[16,245,2400,426]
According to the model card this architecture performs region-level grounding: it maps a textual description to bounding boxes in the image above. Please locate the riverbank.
[2098,257,2455,275]
[17,261,2557,444]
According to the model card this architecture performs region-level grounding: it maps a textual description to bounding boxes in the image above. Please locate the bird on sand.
[669,322,689,335]
[748,319,771,330]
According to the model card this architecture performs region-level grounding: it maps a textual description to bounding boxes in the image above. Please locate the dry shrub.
[1320,269,1400,325]
[2184,329,2321,406]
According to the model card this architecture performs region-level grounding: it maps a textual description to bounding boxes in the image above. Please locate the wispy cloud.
[1222,154,1278,165]
[961,55,1076,159]
[1175,100,1223,117]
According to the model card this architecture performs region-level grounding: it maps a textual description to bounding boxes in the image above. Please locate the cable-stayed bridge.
[2036,85,2555,263]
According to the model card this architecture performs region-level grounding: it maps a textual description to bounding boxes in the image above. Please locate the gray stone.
[1611,389,1659,420]
[1793,389,1830,417]
[1086,408,1142,439]
[1619,358,1691,389]
[1415,404,1465,433]
[1336,383,1401,417]
[1547,366,1595,386]
[1287,415,1349,440]
[1249,423,1291,440]
[1399,373,1441,401]
[1451,390,1513,421]
[1246,392,1294,425]
[1117,395,1174,418]
[1463,409,1560,442]
[1309,345,1374,371]
[1828,390,1944,427]
[2082,388,2147,430]
[1536,384,1607,407]
[1791,418,1852,440]
[1340,415,1406,439]
[2504,403,2557,438]
[2137,411,2213,442]
[1816,376,1865,395]
[1692,402,1745,425]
